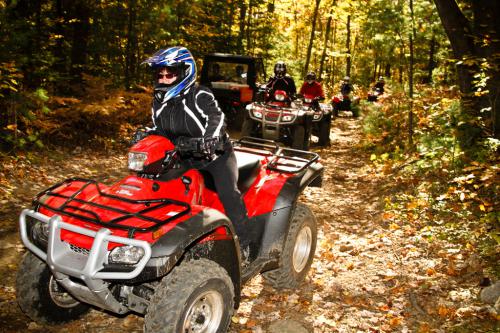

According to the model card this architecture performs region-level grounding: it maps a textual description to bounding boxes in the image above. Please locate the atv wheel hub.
[293,226,312,272]
[183,290,224,332]
[48,275,80,308]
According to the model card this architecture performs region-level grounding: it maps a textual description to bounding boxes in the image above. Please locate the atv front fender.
[144,208,242,303]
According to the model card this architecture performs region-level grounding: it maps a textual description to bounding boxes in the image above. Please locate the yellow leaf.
[389,223,400,230]
[231,316,239,324]
[479,204,486,211]
[6,124,17,130]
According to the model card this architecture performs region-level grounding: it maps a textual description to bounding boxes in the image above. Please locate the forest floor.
[0,116,497,333]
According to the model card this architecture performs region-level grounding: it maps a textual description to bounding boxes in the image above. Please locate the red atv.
[242,89,332,150]
[17,135,323,332]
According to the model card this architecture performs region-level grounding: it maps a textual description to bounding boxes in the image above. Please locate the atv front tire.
[145,258,234,333]
[263,203,317,289]
[241,117,254,137]
[318,114,331,146]
[291,125,306,150]
[16,252,90,324]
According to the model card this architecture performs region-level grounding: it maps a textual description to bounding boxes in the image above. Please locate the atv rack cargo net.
[33,178,191,235]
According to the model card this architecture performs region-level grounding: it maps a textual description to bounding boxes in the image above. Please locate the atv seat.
[235,152,261,194]
[200,152,261,194]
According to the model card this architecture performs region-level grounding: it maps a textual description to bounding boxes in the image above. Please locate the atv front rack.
[235,137,319,174]
[33,178,191,235]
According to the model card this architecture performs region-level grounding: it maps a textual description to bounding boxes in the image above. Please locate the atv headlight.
[252,109,263,118]
[313,114,321,120]
[304,98,312,103]
[128,152,147,171]
[275,93,285,101]
[109,245,145,265]
[32,220,49,244]
[282,114,294,122]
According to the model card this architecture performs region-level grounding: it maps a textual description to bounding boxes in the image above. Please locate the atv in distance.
[200,53,267,130]
[17,133,323,333]
[331,94,361,117]
[242,89,333,150]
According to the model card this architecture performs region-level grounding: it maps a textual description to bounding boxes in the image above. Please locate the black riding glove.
[131,128,149,146]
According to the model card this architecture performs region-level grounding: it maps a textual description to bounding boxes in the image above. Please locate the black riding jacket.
[151,84,226,141]
[266,75,297,98]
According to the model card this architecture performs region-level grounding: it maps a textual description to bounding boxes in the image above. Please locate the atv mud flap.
[19,209,152,314]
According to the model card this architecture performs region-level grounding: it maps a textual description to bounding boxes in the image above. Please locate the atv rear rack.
[235,137,319,174]
[33,178,191,236]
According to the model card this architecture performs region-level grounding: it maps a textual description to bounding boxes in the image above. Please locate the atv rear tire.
[145,258,234,333]
[263,203,317,289]
[291,125,306,150]
[16,252,90,324]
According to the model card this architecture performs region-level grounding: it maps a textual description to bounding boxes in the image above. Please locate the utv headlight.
[109,245,145,265]
[313,114,321,120]
[282,114,294,122]
[128,152,147,171]
[304,98,312,103]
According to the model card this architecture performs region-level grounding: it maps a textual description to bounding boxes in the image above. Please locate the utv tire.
[291,125,306,150]
[318,114,331,146]
[16,252,90,324]
[263,203,317,289]
[145,258,234,333]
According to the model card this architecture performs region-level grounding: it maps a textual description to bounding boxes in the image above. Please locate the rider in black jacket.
[266,61,297,100]
[142,46,250,251]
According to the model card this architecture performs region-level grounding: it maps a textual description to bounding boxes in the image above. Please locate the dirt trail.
[0,117,493,332]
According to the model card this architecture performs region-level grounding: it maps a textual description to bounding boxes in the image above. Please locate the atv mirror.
[181,176,192,185]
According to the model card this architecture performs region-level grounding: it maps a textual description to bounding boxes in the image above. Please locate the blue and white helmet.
[143,46,197,103]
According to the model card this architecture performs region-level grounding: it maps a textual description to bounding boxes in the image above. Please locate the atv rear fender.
[258,161,323,267]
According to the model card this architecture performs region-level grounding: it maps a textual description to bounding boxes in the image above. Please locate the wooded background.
[0,0,498,151]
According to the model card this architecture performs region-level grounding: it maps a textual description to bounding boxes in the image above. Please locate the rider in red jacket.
[299,72,325,100]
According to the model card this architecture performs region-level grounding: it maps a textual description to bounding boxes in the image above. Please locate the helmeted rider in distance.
[373,76,385,94]
[340,76,354,97]
[299,71,325,105]
[265,61,297,101]
[139,46,251,254]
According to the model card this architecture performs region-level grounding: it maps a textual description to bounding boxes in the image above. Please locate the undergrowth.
[362,84,499,278]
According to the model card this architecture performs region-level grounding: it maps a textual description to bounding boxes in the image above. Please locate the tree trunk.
[125,0,137,89]
[237,0,246,53]
[69,1,91,84]
[319,4,335,80]
[423,34,436,84]
[304,0,321,76]
[345,15,351,77]
[432,0,500,144]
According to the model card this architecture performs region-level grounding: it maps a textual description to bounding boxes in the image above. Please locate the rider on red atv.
[299,71,325,107]
[141,46,250,251]
[265,61,297,102]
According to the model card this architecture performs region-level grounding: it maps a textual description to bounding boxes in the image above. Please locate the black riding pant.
[189,144,249,239]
